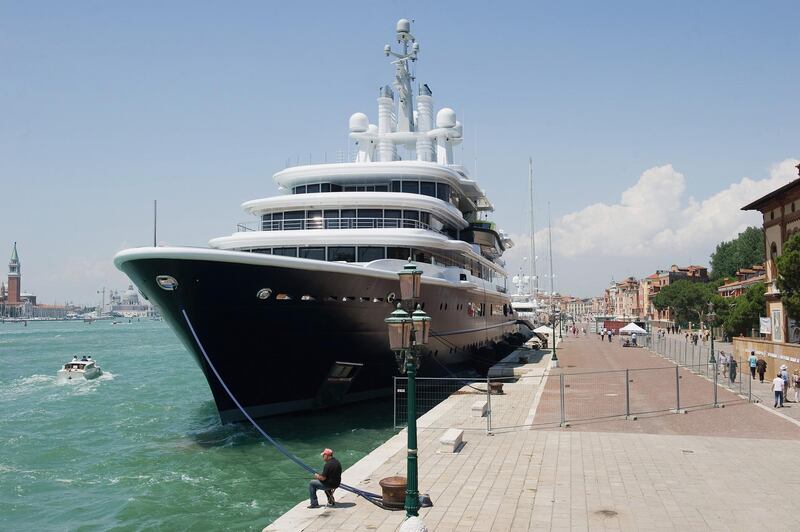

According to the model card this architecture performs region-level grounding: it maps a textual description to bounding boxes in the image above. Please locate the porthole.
[301,295,316,301]
[445,303,448,310]
[156,275,178,291]
[256,288,273,300]
[325,296,337,301]
[276,293,293,300]
[360,297,370,302]
[387,292,396,302]
[372,297,384,303]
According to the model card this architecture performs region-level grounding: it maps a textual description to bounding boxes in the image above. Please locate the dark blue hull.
[117,252,516,422]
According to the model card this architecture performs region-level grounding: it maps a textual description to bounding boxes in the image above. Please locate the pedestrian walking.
[748,351,758,379]
[793,370,800,403]
[728,355,737,384]
[772,373,785,408]
[719,352,728,379]
[756,357,767,382]
[307,448,342,508]
[780,365,790,401]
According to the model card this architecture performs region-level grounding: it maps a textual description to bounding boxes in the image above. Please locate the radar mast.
[384,18,418,132]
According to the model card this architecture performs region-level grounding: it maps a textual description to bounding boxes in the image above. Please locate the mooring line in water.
[179,308,391,508]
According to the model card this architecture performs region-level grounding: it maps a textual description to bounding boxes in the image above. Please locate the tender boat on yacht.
[57,356,102,381]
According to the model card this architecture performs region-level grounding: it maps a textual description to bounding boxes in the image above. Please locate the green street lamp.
[707,302,717,364]
[384,261,430,518]
[551,306,559,367]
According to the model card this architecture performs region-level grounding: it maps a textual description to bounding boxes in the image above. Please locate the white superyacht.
[115,19,522,422]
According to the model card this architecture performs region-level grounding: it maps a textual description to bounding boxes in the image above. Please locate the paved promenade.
[265,335,800,531]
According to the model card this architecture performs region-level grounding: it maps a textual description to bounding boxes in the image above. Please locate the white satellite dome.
[349,112,369,133]
[436,108,456,128]
[396,19,411,34]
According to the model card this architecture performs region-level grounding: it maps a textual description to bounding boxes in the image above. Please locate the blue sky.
[1,1,798,304]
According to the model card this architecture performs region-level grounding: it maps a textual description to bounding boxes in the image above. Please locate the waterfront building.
[108,285,152,317]
[717,265,766,298]
[639,265,710,325]
[734,164,800,378]
[741,164,800,343]
[615,277,642,320]
[0,242,72,319]
[564,297,592,322]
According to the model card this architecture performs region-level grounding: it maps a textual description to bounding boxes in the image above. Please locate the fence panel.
[563,370,627,422]
[394,377,486,429]
[677,363,716,409]
[628,366,679,415]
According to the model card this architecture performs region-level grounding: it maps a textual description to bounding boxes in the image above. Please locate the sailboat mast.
[529,157,537,299]
[548,202,554,310]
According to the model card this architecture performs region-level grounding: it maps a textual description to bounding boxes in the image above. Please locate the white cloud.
[503,158,799,297]
[548,158,799,258]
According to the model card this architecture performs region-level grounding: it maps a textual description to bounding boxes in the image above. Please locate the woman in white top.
[772,373,785,408]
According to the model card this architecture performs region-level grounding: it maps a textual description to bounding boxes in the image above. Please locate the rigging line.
[179,308,385,505]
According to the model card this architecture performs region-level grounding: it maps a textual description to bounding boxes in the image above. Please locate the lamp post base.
[400,516,429,532]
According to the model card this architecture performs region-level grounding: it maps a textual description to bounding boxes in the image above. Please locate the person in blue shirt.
[747,351,758,380]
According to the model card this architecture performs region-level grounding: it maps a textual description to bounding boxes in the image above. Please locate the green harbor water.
[0,320,398,530]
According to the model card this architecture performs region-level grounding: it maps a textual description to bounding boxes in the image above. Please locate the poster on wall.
[760,317,772,335]
[772,309,782,342]
[789,319,800,344]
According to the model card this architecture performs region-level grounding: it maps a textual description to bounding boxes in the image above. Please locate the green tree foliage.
[776,233,800,320]
[651,280,723,327]
[722,282,765,337]
[710,227,765,280]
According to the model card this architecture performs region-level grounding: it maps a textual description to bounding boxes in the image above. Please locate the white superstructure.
[208,19,512,294]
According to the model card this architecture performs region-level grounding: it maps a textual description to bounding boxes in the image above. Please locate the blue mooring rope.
[179,308,385,505]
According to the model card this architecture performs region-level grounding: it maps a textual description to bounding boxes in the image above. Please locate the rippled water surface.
[0,320,397,530]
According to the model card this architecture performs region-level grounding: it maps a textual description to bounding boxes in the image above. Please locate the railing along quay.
[393,339,754,431]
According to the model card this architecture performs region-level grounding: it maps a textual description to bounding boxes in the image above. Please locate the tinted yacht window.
[328,246,356,262]
[358,247,386,262]
[401,181,419,194]
[436,183,450,202]
[273,247,298,257]
[388,247,412,260]
[299,247,325,261]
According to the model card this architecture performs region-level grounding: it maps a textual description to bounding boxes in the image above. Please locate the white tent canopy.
[619,322,647,334]
[533,326,554,335]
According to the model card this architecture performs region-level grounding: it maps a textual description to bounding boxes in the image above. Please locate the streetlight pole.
[548,204,558,366]
[384,262,431,519]
[707,302,717,365]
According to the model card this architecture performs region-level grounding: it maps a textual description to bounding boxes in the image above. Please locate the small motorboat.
[57,355,103,381]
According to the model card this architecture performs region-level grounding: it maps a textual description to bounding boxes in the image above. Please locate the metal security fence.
[646,335,753,405]
[393,376,502,433]
[391,341,756,432]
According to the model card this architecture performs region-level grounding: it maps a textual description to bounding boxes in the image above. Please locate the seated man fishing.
[308,448,342,508]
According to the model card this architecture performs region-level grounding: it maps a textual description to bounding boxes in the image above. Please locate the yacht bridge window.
[291,180,452,205]
[255,209,447,233]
